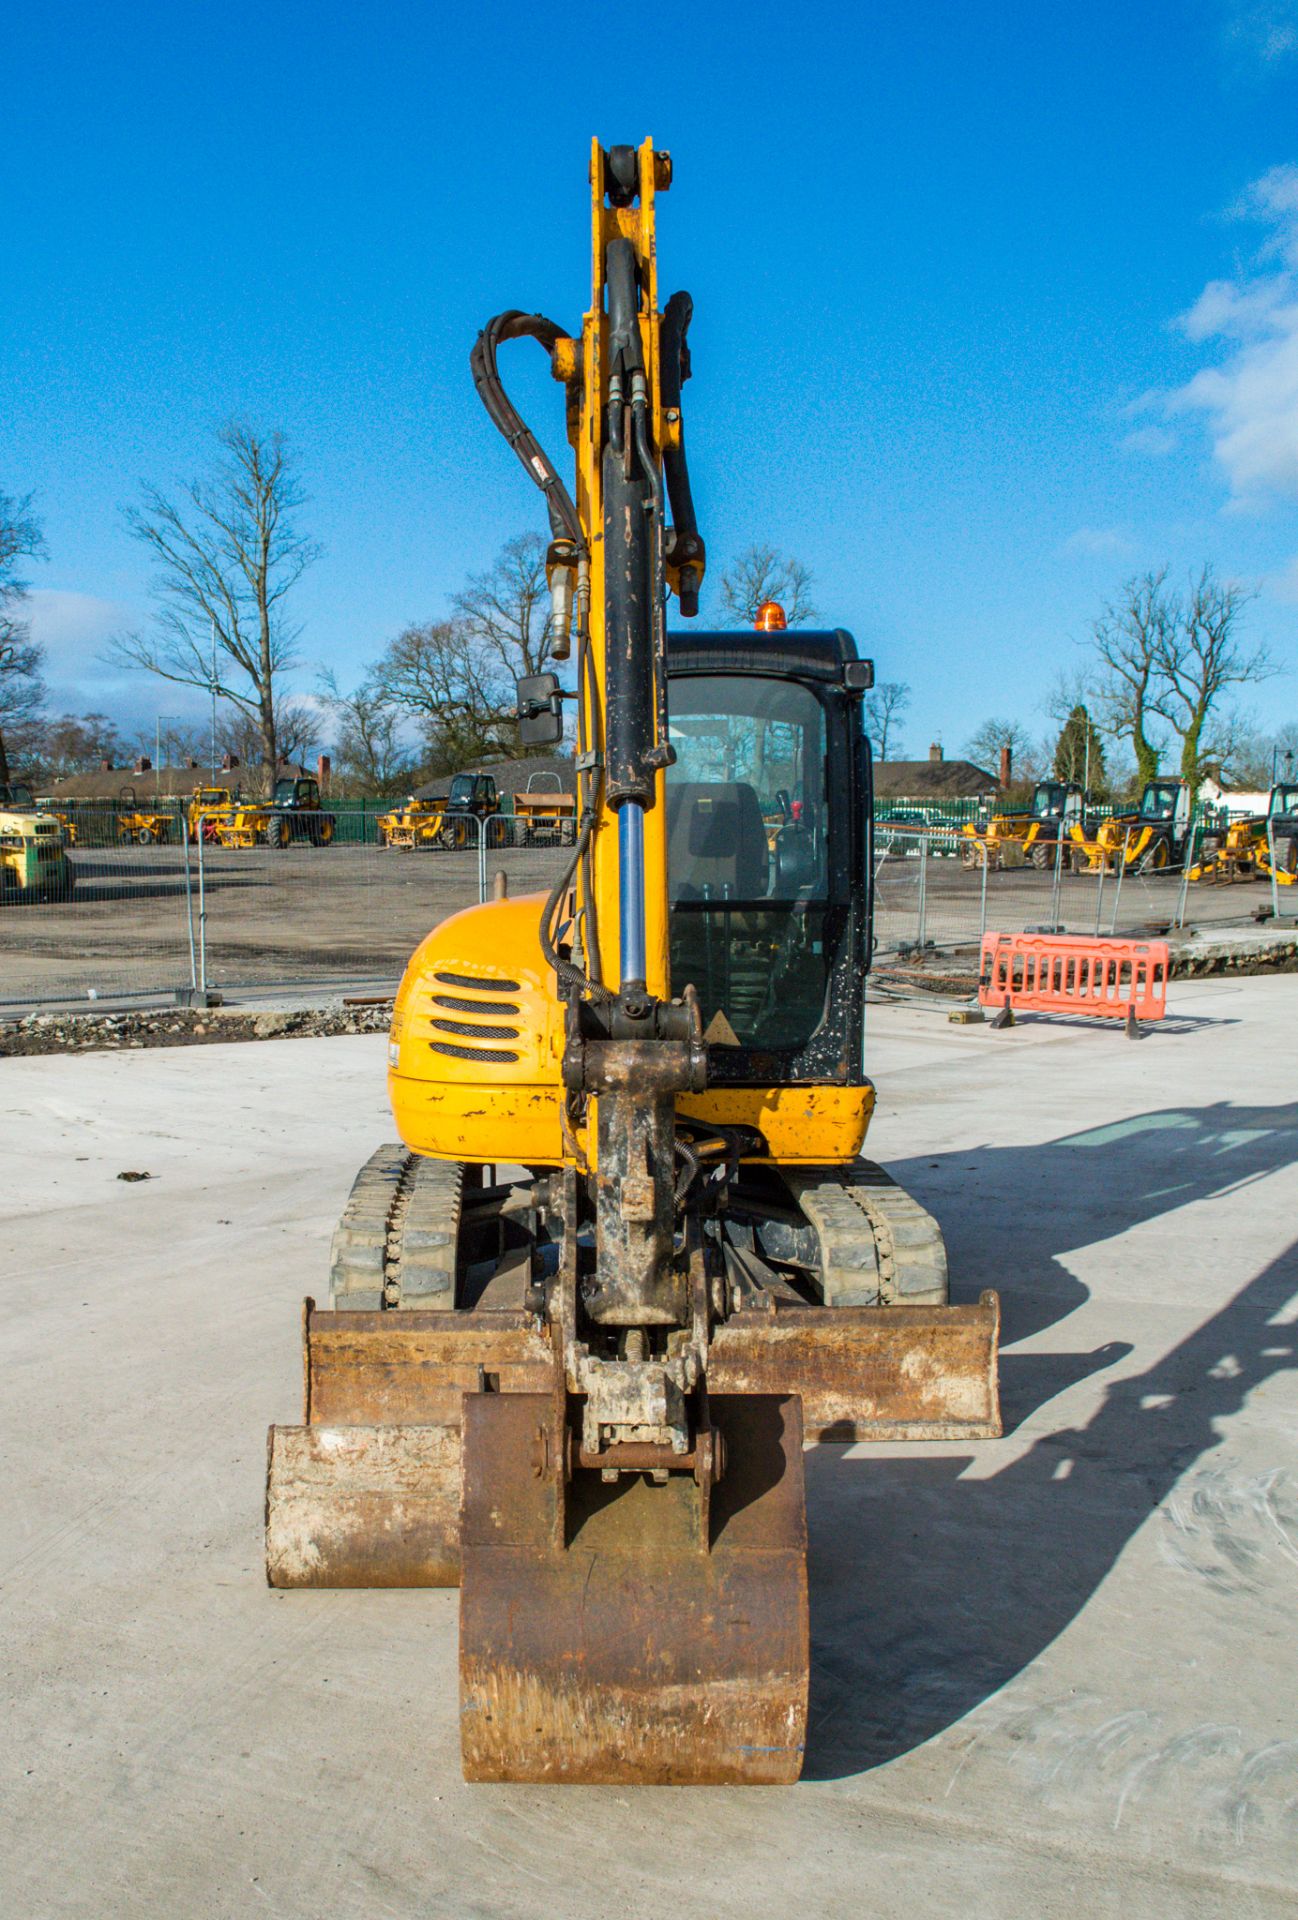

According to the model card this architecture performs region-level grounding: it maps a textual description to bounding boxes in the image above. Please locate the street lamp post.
[155,713,184,813]
[210,616,219,778]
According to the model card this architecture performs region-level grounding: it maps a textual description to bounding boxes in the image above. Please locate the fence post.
[917,831,929,948]
[1049,826,1064,929]
[197,820,208,996]
[1094,847,1107,937]
[1266,819,1294,922]
[978,843,989,945]
[477,813,488,905]
[1173,822,1198,930]
[1108,828,1130,935]
[182,815,198,993]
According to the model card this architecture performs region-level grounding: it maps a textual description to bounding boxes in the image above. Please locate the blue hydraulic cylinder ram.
[618,800,648,987]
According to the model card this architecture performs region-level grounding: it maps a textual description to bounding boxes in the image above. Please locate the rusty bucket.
[458,1390,809,1785]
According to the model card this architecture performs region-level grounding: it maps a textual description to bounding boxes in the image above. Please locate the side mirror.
[516,673,564,748]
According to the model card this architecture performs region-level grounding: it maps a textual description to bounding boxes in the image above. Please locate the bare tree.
[863,681,910,761]
[318,669,411,793]
[0,490,47,785]
[1150,565,1271,788]
[109,424,319,793]
[452,533,556,682]
[217,697,321,774]
[719,544,818,627]
[28,712,126,779]
[964,717,1038,778]
[371,620,514,773]
[1088,570,1172,786]
[1228,721,1298,790]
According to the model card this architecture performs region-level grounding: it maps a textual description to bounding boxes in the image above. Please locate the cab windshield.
[1033,785,1064,817]
[273,779,297,802]
[666,675,830,1050]
[1270,786,1298,816]
[3,784,34,808]
[448,775,475,805]
[1142,784,1181,819]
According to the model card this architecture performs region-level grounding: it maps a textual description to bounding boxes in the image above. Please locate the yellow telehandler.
[265,139,1001,1786]
[960,779,1086,870]
[1070,778,1192,874]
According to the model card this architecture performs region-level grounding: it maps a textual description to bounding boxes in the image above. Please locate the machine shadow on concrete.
[802,1100,1298,1780]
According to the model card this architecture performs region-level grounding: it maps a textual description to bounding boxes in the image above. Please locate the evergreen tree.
[1053,705,1107,794]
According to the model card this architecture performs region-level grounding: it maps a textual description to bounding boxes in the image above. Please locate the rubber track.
[786,1160,949,1308]
[328,1143,463,1311]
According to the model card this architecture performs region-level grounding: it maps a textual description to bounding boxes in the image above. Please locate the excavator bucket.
[458,1390,809,1785]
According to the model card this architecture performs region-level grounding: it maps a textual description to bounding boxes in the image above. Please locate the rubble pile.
[0,1002,394,1058]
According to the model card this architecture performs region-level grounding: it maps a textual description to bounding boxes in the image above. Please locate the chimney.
[317,753,331,794]
[135,756,152,773]
[929,742,943,763]
[100,757,114,772]
[222,752,240,771]
[999,744,1013,787]
[188,758,199,769]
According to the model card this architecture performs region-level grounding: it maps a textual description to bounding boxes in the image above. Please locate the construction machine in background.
[214,774,336,849]
[511,771,576,844]
[960,779,1086,870]
[376,795,442,848]
[187,785,239,843]
[265,139,1001,1786]
[0,784,75,902]
[1070,778,1192,874]
[380,773,577,850]
[116,786,175,846]
[36,799,79,846]
[1258,781,1298,884]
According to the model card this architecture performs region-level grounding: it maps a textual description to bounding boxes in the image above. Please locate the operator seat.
[666,781,769,900]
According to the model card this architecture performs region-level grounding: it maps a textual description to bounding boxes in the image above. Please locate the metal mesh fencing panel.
[4,796,1288,1012]
[0,806,196,1007]
[196,815,576,994]
[196,827,484,993]
[871,827,928,955]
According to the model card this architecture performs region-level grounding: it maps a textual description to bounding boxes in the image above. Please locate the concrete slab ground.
[3,977,1297,1918]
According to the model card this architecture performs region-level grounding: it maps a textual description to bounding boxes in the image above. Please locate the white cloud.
[1224,3,1298,63]
[1064,526,1134,556]
[1162,166,1298,506]
[24,587,206,727]
[1120,425,1179,457]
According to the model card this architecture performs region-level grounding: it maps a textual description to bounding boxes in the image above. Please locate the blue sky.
[5,0,1298,758]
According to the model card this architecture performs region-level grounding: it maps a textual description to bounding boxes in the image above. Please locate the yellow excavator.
[265,139,1001,1785]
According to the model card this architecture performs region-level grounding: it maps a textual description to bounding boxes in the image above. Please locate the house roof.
[872,758,999,799]
[413,754,576,802]
[38,764,306,802]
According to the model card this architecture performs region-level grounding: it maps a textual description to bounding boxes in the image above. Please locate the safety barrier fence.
[977,931,1170,1030]
[0,807,1278,1011]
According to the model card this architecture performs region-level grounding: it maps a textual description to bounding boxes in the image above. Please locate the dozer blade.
[711,1291,1002,1442]
[264,1300,553,1589]
[459,1391,809,1785]
[266,1422,461,1587]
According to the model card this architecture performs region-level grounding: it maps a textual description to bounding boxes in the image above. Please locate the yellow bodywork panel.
[389,893,873,1169]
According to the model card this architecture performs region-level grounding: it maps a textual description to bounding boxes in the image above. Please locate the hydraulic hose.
[470,312,585,553]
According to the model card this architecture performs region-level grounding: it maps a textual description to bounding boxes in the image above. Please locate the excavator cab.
[665,630,870,1065]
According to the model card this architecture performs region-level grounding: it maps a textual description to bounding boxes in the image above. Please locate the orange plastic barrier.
[978,932,1169,1030]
